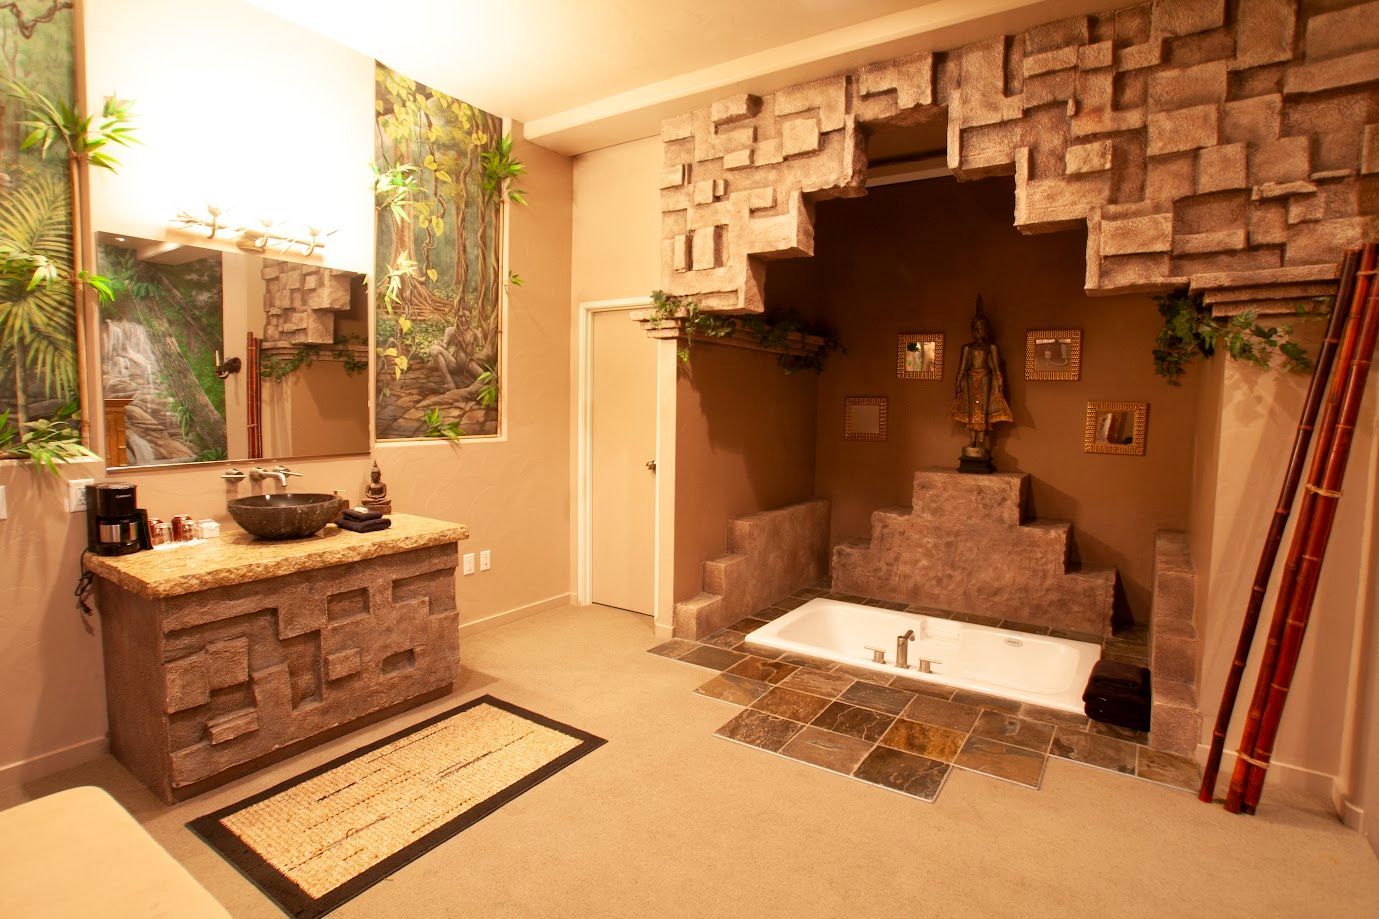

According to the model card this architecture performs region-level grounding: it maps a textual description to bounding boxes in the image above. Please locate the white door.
[589,309,658,614]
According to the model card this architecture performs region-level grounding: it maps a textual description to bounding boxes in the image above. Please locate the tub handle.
[864,646,887,664]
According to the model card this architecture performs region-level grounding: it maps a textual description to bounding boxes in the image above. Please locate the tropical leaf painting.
[373,63,504,439]
[0,1,76,428]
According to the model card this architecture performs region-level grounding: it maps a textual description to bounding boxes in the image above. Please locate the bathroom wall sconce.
[173,204,337,258]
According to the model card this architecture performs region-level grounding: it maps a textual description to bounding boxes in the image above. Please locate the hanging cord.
[75,550,96,634]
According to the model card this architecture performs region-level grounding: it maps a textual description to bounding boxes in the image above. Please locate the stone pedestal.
[832,468,1117,635]
[89,515,465,802]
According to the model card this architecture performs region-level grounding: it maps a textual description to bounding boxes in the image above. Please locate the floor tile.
[852,746,949,801]
[948,611,1003,627]
[779,726,875,775]
[793,587,827,600]
[778,651,831,669]
[693,673,771,706]
[1049,628,1104,644]
[1136,747,1200,792]
[999,619,1051,635]
[1087,719,1150,745]
[740,643,784,660]
[752,607,788,622]
[839,680,914,716]
[726,656,798,685]
[751,686,832,723]
[811,701,895,743]
[888,675,956,700]
[648,639,699,659]
[700,629,747,650]
[831,662,887,680]
[770,596,807,612]
[1102,650,1150,667]
[677,645,748,672]
[901,694,981,733]
[955,735,1046,788]
[1048,727,1137,775]
[727,617,770,634]
[970,711,1055,753]
[779,668,855,699]
[908,606,953,619]
[1019,703,1090,729]
[879,719,966,762]
[951,689,1022,715]
[714,709,804,753]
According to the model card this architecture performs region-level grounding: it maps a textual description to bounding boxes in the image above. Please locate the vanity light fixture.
[172,204,337,258]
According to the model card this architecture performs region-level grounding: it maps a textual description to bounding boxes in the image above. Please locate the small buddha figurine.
[362,460,392,514]
[951,297,1013,474]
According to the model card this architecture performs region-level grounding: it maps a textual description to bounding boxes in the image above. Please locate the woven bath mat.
[189,696,605,917]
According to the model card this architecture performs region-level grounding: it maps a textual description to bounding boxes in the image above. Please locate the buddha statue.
[951,298,1012,474]
[362,460,392,513]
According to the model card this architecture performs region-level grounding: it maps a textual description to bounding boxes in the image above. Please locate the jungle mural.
[97,240,226,465]
[373,62,520,440]
[0,1,75,431]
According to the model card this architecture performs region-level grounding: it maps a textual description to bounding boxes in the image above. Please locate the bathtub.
[745,598,1101,713]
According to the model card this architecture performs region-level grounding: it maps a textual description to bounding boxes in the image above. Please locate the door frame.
[576,297,676,636]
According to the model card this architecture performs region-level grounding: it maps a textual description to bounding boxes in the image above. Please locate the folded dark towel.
[1084,659,1149,697]
[342,507,383,523]
[1085,697,1151,733]
[338,517,392,534]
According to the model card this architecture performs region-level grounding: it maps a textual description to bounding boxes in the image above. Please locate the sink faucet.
[896,629,916,669]
[250,465,301,489]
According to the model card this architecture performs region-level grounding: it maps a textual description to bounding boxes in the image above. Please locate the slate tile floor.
[648,586,1196,804]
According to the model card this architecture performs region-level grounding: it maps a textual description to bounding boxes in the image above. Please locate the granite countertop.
[84,513,469,600]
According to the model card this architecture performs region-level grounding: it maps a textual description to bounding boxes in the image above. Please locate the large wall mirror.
[96,233,370,469]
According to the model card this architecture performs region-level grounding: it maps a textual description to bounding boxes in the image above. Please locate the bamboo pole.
[1197,248,1360,803]
[1224,244,1377,813]
[1240,250,1379,813]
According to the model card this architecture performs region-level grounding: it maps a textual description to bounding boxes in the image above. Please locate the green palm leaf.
[0,173,77,400]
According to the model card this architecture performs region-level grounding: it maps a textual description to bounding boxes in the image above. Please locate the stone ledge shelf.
[633,313,831,361]
[84,513,467,600]
[87,513,467,802]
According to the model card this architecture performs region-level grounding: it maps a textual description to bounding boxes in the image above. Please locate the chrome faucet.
[250,465,301,489]
[896,630,916,669]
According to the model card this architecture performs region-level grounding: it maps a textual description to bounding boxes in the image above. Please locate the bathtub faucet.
[896,630,916,669]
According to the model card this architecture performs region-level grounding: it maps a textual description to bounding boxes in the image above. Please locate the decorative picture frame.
[896,332,944,380]
[1084,400,1148,455]
[1026,328,1082,381]
[844,396,888,442]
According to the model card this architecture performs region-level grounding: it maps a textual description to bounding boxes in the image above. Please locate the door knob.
[645,460,657,472]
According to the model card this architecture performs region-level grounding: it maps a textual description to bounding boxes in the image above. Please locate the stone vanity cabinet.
[84,514,467,803]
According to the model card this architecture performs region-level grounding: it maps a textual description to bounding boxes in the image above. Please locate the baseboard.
[458,593,570,638]
[1201,746,1339,803]
[1334,790,1365,832]
[0,735,109,790]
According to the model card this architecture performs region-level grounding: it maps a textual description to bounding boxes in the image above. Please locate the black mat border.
[188,694,606,918]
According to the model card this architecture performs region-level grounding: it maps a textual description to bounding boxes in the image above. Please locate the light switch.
[463,552,475,575]
[0,485,6,520]
[479,549,491,571]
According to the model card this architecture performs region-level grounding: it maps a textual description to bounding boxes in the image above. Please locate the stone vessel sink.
[227,493,348,540]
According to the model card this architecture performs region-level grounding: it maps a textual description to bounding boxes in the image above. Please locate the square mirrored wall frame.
[897,332,944,380]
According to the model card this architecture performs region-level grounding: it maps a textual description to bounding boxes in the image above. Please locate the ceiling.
[252,0,1130,154]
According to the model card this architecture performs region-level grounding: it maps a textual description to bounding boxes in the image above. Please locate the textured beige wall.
[1,0,573,783]
[673,344,818,601]
[769,176,1199,622]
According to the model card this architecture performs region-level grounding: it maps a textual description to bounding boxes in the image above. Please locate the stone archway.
[658,0,1379,318]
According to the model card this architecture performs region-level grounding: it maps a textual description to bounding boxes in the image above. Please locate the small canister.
[148,517,169,546]
[197,519,221,539]
[171,514,195,542]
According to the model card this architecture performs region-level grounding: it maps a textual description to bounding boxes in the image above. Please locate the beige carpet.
[4,603,1378,918]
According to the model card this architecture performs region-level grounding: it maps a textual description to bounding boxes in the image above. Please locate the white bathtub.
[745,598,1101,713]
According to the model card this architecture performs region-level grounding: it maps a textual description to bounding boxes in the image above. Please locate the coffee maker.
[86,483,151,556]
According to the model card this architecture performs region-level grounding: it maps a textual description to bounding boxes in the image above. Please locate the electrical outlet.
[479,549,491,571]
[462,552,476,576]
[67,478,95,513]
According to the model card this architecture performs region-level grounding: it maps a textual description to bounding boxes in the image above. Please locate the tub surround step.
[1147,530,1202,760]
[832,469,1118,636]
[673,499,830,640]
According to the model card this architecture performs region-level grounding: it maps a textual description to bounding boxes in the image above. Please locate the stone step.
[1151,678,1201,759]
[911,468,1028,527]
[1151,531,1196,626]
[1150,618,1199,684]
[702,554,746,595]
[673,593,723,638]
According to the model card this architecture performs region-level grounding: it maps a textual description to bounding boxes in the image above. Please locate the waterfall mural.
[372,62,505,439]
[97,242,226,464]
[0,1,76,429]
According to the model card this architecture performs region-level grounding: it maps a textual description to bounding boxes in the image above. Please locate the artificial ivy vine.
[1152,290,1313,384]
[648,290,843,373]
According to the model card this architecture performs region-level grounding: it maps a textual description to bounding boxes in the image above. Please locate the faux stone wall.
[660,0,1379,316]
[97,544,459,801]
[261,261,356,344]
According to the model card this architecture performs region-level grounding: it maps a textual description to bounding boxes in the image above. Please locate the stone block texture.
[96,543,459,802]
[1149,529,1201,758]
[675,499,830,638]
[659,1,1379,317]
[261,261,357,344]
[831,469,1117,635]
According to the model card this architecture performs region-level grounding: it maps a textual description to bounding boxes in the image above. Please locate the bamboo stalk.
[1197,248,1359,803]
[1240,252,1379,812]
[1224,244,1377,813]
